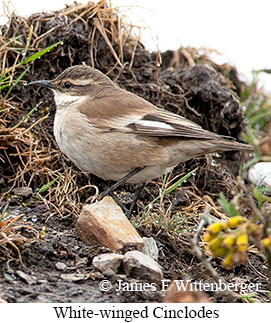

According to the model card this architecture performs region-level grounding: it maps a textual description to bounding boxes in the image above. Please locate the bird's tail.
[209,139,252,152]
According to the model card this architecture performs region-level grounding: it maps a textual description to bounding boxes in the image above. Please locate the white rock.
[248,162,271,187]
[123,250,163,282]
[92,253,124,274]
[142,237,159,261]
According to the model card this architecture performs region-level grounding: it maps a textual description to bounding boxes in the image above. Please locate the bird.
[28,65,251,188]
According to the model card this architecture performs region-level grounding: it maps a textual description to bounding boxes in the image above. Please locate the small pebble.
[92,253,124,274]
[60,273,85,282]
[55,262,67,271]
[142,237,159,261]
[12,187,33,198]
[16,270,37,285]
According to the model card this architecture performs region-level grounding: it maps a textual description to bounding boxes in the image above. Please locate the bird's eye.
[63,81,72,89]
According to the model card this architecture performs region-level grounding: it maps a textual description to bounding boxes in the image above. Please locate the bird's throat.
[53,91,86,109]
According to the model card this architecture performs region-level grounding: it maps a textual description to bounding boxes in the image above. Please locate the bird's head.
[28,65,116,109]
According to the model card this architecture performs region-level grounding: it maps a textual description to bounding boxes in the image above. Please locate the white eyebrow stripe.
[134,120,174,129]
[72,78,94,86]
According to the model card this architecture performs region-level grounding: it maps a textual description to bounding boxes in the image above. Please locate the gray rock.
[142,237,159,261]
[60,273,85,282]
[92,253,124,275]
[3,272,15,283]
[55,262,67,271]
[123,250,163,282]
[76,257,89,267]
[16,270,37,285]
[13,187,33,198]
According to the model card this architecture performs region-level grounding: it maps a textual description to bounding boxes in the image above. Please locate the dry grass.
[0,214,39,264]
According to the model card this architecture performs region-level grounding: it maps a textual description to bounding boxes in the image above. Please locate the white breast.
[53,106,100,174]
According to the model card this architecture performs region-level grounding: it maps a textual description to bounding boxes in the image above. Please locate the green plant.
[147,167,198,207]
[38,177,59,194]
[241,70,271,131]
[0,25,62,97]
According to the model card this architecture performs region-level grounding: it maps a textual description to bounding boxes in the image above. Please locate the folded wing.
[80,90,232,141]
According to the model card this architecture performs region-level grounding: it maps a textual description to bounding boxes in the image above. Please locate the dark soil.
[0,1,269,303]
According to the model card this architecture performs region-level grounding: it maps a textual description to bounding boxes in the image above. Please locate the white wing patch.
[135,120,174,130]
[124,112,223,139]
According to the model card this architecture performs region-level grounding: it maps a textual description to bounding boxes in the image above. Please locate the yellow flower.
[222,248,234,269]
[236,233,248,252]
[222,235,235,249]
[212,247,227,257]
[262,236,271,248]
[208,236,223,251]
[40,226,46,240]
[203,233,213,242]
[226,216,246,228]
[207,222,225,235]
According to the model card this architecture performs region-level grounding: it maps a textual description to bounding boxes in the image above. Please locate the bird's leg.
[110,194,129,214]
[98,166,145,201]
[126,183,146,219]
[105,183,146,219]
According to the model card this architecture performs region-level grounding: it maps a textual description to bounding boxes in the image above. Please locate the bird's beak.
[27,80,56,90]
